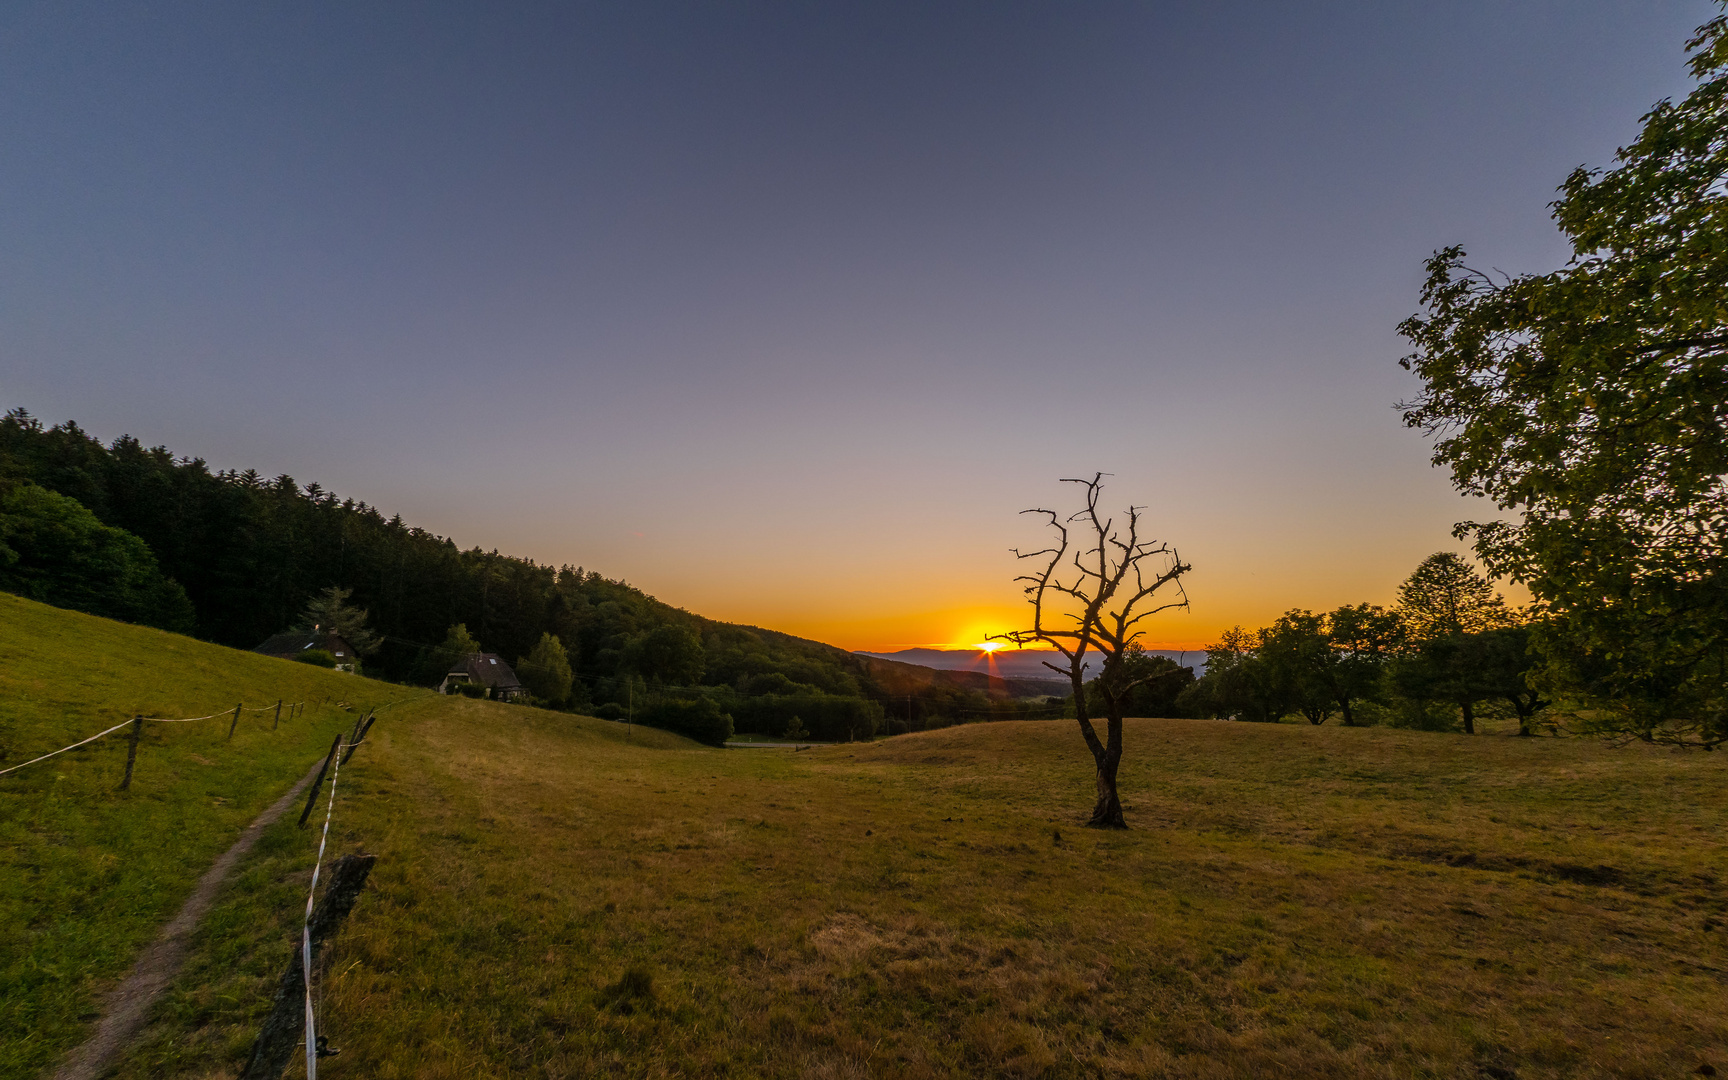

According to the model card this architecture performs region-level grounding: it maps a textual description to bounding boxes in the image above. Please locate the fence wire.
[1,702,310,776]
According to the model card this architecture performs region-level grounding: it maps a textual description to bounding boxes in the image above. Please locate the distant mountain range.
[855,647,1208,683]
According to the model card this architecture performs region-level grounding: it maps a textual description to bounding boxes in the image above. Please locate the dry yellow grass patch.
[112,702,1727,1079]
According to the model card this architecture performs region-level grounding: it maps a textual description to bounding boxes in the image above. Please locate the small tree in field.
[996,474,1191,829]
[518,632,574,707]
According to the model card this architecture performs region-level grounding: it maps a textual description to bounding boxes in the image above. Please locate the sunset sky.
[1,2,1711,651]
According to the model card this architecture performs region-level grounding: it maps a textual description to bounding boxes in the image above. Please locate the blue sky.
[1,1,1713,646]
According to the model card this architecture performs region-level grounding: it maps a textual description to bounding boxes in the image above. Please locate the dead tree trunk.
[998,474,1189,832]
[239,853,376,1080]
[1080,716,1126,828]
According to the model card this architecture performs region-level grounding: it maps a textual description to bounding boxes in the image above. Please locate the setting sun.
[974,641,1003,653]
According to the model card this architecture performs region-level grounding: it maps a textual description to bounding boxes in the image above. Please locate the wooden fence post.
[340,710,374,766]
[119,715,143,790]
[273,700,282,730]
[239,853,377,1080]
[228,703,242,741]
[298,734,344,828]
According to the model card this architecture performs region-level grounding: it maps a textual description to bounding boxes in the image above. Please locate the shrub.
[594,702,626,721]
[294,649,337,668]
[638,697,733,747]
[456,682,488,699]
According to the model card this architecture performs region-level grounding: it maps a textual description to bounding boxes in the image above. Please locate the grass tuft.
[597,965,658,1014]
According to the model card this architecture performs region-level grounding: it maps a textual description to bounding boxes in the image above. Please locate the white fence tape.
[303,738,347,1080]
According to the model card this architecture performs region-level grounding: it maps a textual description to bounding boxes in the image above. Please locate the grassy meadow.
[0,593,427,1079]
[97,688,1728,1078]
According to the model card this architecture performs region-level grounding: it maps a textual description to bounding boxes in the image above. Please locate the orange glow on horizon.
[713,601,1219,655]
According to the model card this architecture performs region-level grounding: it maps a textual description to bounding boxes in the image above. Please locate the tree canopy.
[1397,9,1728,745]
[0,481,194,633]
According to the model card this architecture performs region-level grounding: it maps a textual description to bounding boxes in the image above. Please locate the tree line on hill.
[1176,553,1547,734]
[0,409,1050,744]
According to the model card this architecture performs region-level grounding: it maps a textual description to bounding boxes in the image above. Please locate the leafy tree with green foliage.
[1398,9,1728,747]
[517,632,574,707]
[1390,633,1496,735]
[1474,625,1551,736]
[1248,606,1407,727]
[1179,627,1279,722]
[300,585,381,655]
[1255,612,1337,725]
[1083,647,1195,719]
[429,623,483,684]
[0,481,194,632]
[1322,603,1405,725]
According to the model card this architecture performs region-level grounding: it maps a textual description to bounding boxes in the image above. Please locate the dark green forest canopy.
[0,409,1036,731]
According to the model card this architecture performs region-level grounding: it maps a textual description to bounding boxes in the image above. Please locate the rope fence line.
[0,719,139,777]
[144,709,243,724]
[1,700,311,782]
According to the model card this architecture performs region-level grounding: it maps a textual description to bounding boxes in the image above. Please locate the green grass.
[0,593,428,1079]
[9,593,1728,1078]
[111,693,1728,1079]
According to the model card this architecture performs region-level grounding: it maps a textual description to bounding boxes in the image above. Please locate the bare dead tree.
[994,474,1191,828]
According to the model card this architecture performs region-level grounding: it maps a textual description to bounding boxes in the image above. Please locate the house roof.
[254,630,357,658]
[446,652,523,690]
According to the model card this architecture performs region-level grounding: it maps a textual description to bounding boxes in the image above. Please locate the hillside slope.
[0,593,430,1080]
[44,635,1725,1079]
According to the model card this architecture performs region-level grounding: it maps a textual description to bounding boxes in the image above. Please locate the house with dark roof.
[253,628,360,672]
[440,653,525,700]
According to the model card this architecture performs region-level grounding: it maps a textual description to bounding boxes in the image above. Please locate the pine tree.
[1395,553,1507,640]
[300,585,381,654]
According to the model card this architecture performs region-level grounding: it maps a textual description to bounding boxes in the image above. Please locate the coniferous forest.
[0,408,1056,739]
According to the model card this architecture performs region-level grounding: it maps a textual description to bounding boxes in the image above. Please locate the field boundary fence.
[1,698,313,786]
[32,695,407,1080]
[242,706,388,1080]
